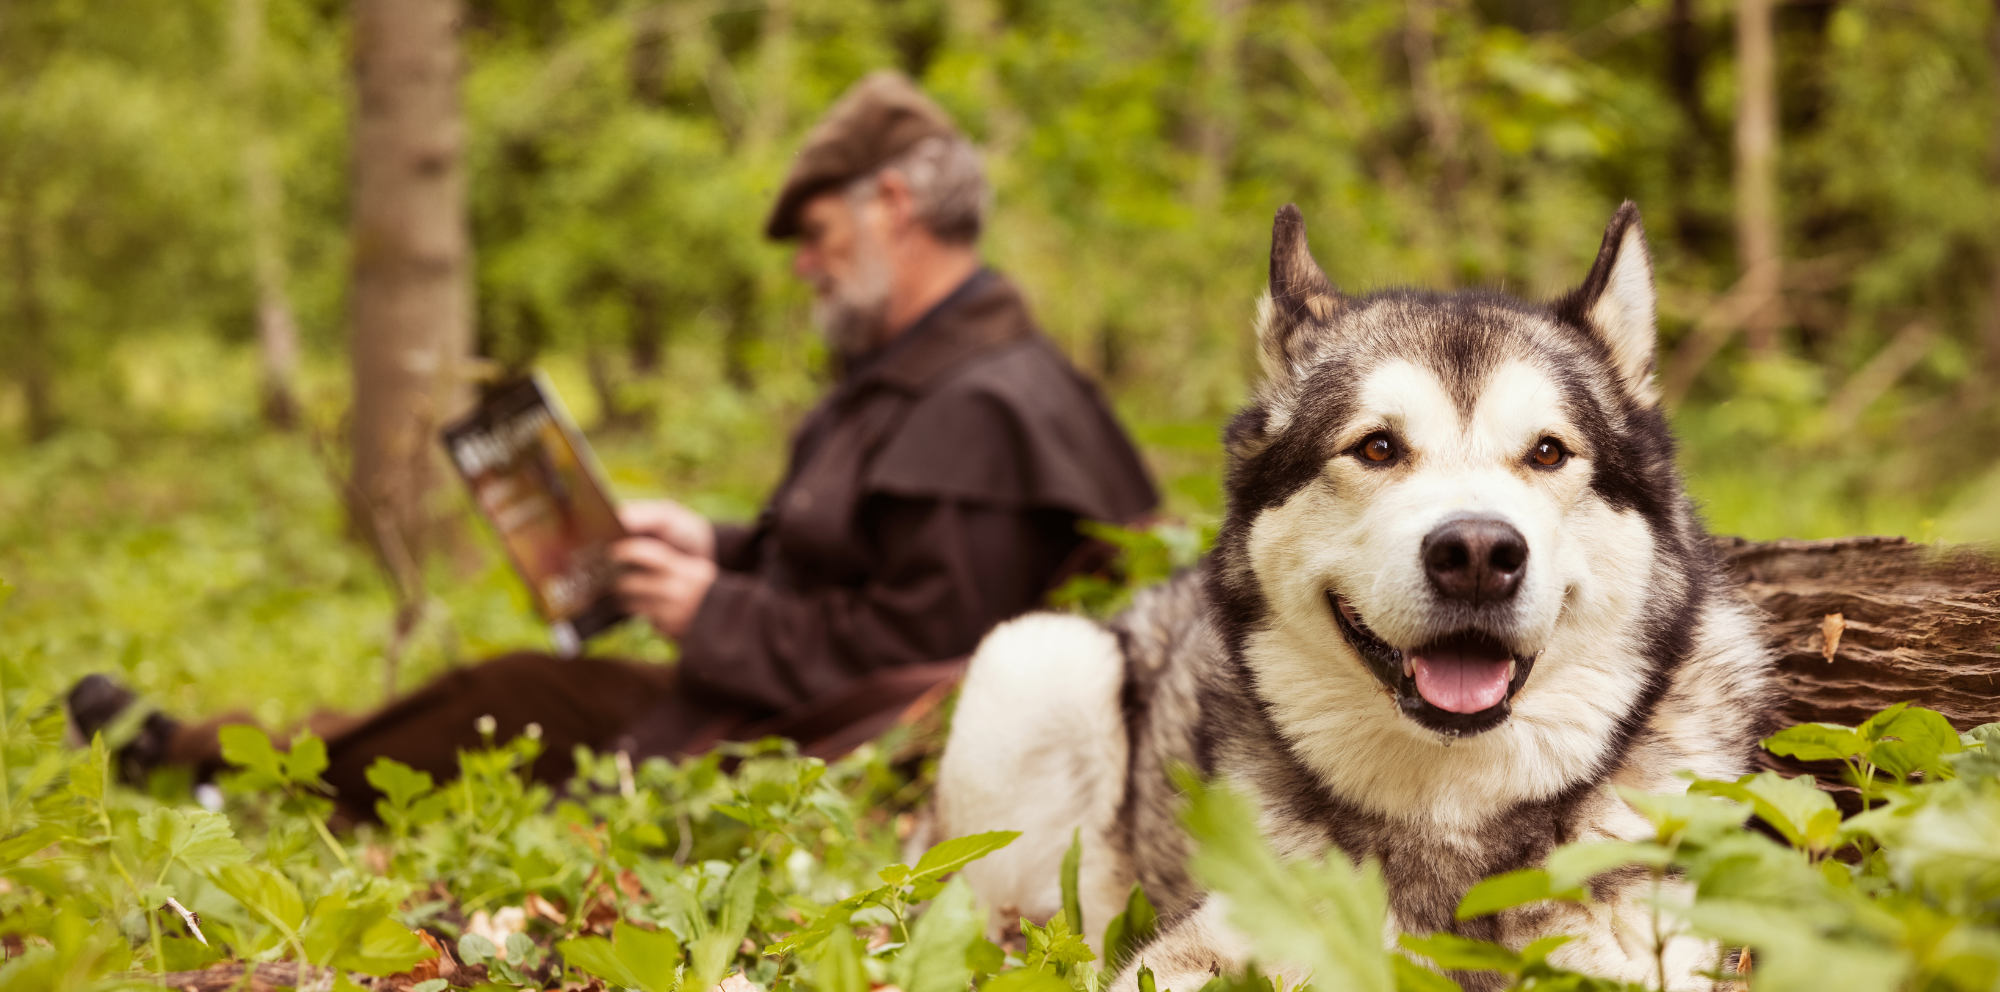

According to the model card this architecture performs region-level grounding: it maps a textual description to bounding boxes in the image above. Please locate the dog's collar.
[1326,592,1538,739]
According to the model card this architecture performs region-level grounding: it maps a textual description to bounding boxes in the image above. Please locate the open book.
[441,373,627,656]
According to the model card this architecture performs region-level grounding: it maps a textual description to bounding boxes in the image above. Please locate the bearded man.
[68,71,1157,815]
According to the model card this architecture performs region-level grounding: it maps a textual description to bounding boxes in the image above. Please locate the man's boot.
[65,673,181,785]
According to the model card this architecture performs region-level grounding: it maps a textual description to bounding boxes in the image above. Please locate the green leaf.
[1856,701,1915,741]
[336,914,433,976]
[612,921,682,992]
[764,887,888,955]
[1762,723,1871,764]
[459,931,499,966]
[913,830,1022,881]
[1681,899,1904,992]
[1516,934,1573,969]
[1392,954,1464,992]
[1949,723,2000,780]
[1454,868,1585,920]
[561,934,650,990]
[138,807,247,874]
[966,937,1005,981]
[982,968,1077,992]
[1614,787,1750,844]
[1061,827,1084,936]
[688,858,761,991]
[1542,841,1673,892]
[211,863,305,932]
[1690,771,1838,851]
[365,757,434,808]
[0,825,64,866]
[1864,705,1962,780]
[284,730,330,784]
[218,724,289,792]
[813,924,869,992]
[716,856,761,939]
[1021,912,1096,976]
[1180,771,1394,992]
[1103,882,1160,970]
[894,878,982,992]
[1397,932,1522,974]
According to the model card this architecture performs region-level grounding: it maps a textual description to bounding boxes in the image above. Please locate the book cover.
[441,373,627,653]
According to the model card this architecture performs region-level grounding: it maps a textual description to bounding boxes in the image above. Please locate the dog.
[934,203,1776,992]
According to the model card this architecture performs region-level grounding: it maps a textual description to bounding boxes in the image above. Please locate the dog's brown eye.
[1358,433,1397,464]
[1530,437,1567,468]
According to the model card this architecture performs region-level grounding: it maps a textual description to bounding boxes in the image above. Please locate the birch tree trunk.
[1734,0,1782,357]
[233,0,301,428]
[347,0,473,676]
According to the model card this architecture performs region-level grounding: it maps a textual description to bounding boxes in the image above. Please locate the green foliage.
[1050,521,1216,618]
[1164,708,2000,992]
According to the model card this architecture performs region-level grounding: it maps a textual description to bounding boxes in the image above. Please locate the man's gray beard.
[812,245,893,357]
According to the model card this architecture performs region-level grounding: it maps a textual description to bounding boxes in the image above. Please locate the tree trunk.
[741,0,793,157]
[7,184,54,442]
[628,280,666,373]
[347,0,473,650]
[1984,0,2000,379]
[1405,0,1462,221]
[233,0,301,429]
[1189,0,1245,210]
[1723,536,2000,805]
[1734,0,1782,356]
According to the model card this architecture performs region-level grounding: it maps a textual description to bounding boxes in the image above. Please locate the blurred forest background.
[3,0,1999,725]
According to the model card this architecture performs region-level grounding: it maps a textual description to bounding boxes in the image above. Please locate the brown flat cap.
[764,70,964,240]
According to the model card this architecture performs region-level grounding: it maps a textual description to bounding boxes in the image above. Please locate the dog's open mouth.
[1328,593,1536,738]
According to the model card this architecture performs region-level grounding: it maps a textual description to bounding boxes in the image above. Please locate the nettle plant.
[1,597,1996,992]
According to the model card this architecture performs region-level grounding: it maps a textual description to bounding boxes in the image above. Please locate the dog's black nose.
[1422,517,1528,604]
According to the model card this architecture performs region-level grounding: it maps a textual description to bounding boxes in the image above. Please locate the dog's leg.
[1528,880,1719,991]
[1107,898,1300,992]
[936,612,1131,951]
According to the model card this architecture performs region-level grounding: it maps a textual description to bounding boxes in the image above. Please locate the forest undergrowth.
[3,586,1999,992]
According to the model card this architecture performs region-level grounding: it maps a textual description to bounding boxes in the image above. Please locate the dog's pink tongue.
[1411,646,1513,714]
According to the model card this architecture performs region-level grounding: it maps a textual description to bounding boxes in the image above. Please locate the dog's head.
[1212,203,1704,768]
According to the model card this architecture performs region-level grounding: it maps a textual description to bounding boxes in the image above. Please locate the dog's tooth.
[1402,654,1414,678]
[1507,659,1517,681]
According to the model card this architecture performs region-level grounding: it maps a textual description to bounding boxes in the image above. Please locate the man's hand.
[619,499,716,560]
[613,537,719,640]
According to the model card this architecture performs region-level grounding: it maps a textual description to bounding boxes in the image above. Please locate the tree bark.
[7,182,54,442]
[1189,0,1246,210]
[741,0,794,157]
[1405,0,1462,221]
[1984,0,2000,378]
[347,0,473,647]
[233,0,301,429]
[1734,0,1782,356]
[1723,536,2000,804]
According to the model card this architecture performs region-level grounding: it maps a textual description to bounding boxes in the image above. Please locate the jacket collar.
[840,269,1035,395]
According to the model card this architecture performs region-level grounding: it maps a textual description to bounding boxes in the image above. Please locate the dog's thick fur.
[936,204,1777,992]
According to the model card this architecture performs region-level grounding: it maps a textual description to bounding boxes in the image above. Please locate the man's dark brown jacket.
[677,270,1158,712]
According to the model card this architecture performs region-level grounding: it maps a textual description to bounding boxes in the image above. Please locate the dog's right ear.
[1558,201,1659,407]
[1258,204,1347,385]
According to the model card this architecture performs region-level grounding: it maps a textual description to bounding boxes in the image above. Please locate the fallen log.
[1721,536,2000,799]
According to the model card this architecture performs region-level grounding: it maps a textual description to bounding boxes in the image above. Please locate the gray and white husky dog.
[935,203,1776,991]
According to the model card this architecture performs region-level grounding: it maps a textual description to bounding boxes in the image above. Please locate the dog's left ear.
[1559,201,1659,407]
